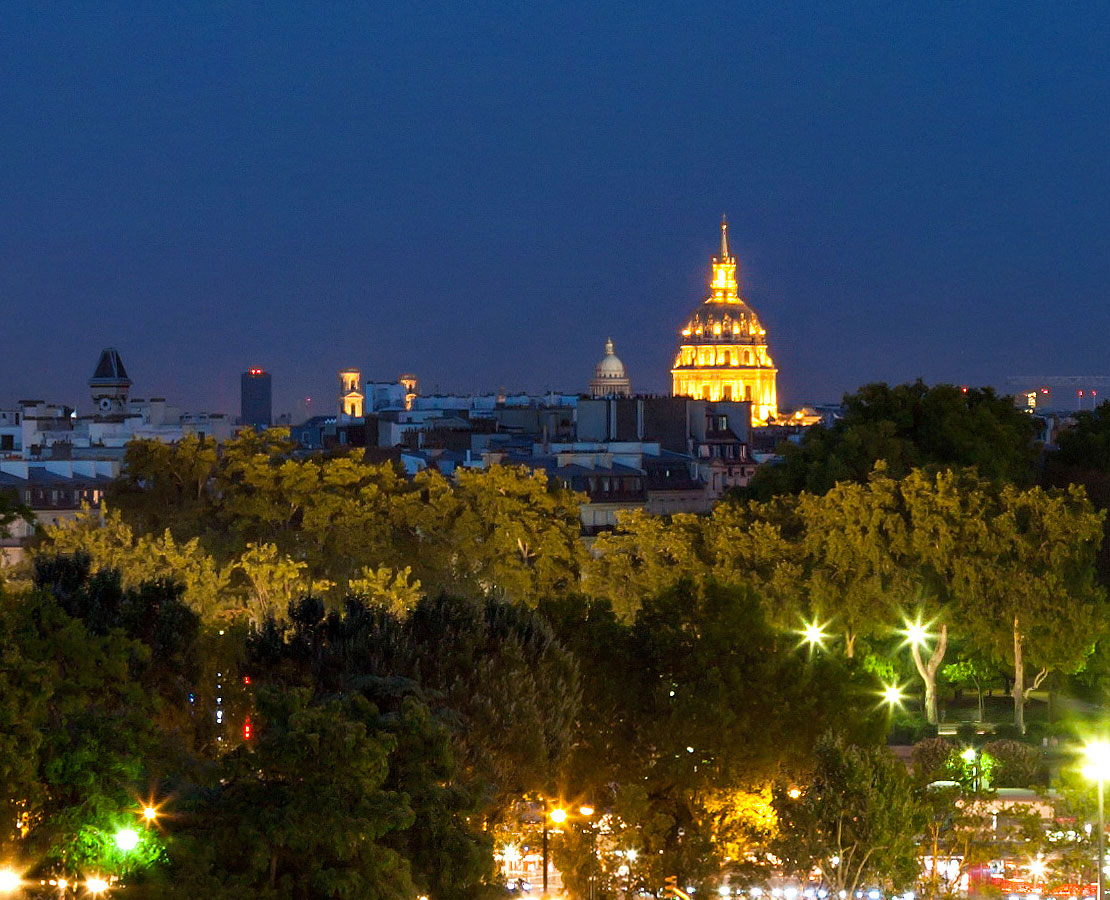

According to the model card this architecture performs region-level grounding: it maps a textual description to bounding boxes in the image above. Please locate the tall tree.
[159,688,415,900]
[747,381,1038,499]
[955,484,1106,731]
[772,733,925,896]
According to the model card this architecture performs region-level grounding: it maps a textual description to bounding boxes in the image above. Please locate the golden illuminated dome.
[590,337,632,397]
[671,216,778,424]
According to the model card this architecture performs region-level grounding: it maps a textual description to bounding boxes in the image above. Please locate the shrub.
[913,737,957,782]
[982,740,1043,787]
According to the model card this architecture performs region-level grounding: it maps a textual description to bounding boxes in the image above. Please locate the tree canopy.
[747,381,1039,499]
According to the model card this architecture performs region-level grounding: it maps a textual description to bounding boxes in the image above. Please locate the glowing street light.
[114,828,140,852]
[0,869,20,893]
[142,805,158,822]
[86,875,110,894]
[549,807,567,824]
[1084,742,1110,900]
[800,620,828,650]
[579,805,594,817]
[881,683,905,707]
[903,619,930,647]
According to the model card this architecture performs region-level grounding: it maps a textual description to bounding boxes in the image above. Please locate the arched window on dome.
[744,350,752,366]
[722,350,731,366]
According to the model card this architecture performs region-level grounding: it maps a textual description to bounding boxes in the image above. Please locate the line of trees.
[2,382,1108,896]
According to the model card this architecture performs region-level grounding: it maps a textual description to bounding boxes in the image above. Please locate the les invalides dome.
[671,217,778,425]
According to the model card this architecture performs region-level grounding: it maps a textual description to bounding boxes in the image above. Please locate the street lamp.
[541,801,595,899]
[0,870,20,893]
[881,683,905,708]
[962,747,980,792]
[800,620,829,651]
[114,828,140,852]
[86,876,110,894]
[1084,742,1110,900]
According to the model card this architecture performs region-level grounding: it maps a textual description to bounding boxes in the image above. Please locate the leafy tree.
[246,596,524,897]
[917,785,1043,900]
[1053,402,1110,472]
[790,473,908,658]
[942,652,999,723]
[0,583,162,879]
[45,508,233,619]
[160,688,415,900]
[401,465,586,603]
[586,509,711,618]
[897,468,1001,725]
[249,593,580,814]
[543,582,883,894]
[107,432,219,539]
[772,733,925,896]
[0,490,32,541]
[955,484,1106,731]
[748,381,1038,499]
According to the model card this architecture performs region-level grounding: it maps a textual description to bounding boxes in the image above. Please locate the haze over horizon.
[4,3,1109,418]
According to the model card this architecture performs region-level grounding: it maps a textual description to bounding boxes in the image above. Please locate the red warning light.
[243,717,252,740]
[243,676,250,685]
[248,367,265,376]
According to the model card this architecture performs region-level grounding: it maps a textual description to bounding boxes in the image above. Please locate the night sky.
[3,3,1110,419]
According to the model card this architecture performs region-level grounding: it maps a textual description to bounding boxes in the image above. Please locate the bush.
[912,737,957,782]
[992,723,1026,742]
[982,740,1043,787]
[955,722,980,743]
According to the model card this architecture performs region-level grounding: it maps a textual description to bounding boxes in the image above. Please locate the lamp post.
[541,802,595,899]
[961,747,979,793]
[543,804,567,898]
[1084,742,1110,900]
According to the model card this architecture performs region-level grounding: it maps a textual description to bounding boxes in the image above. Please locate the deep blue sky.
[3,3,1109,419]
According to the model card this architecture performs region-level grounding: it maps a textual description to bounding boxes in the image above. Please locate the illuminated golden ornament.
[671,216,778,425]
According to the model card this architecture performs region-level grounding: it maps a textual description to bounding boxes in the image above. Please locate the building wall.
[241,371,273,427]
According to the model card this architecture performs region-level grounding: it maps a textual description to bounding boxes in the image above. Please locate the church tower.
[338,368,365,419]
[671,217,778,424]
[89,347,132,415]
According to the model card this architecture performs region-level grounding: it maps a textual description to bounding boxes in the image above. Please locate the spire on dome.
[605,337,615,355]
[709,216,740,301]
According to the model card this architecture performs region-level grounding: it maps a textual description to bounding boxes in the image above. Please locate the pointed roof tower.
[89,347,133,413]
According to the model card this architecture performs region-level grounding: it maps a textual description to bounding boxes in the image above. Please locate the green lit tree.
[772,733,925,896]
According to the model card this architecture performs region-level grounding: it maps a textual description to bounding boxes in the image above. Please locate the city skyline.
[4,5,1110,415]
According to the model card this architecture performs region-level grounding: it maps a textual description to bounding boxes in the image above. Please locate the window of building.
[722,385,732,401]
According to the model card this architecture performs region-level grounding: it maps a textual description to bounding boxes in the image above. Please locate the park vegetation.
[2,383,1110,898]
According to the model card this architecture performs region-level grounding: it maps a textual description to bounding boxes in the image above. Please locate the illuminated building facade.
[671,217,777,424]
[338,368,365,419]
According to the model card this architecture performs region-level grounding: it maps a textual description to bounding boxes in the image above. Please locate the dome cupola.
[671,217,778,424]
[589,338,632,397]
